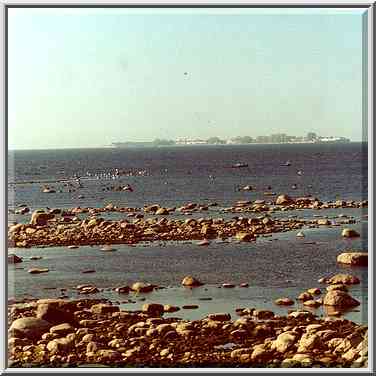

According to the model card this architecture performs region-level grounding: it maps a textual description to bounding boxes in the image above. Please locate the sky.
[8,7,366,150]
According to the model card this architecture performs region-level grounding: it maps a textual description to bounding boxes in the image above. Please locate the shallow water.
[8,144,369,324]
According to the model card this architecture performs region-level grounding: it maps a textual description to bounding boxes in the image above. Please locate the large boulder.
[36,299,76,324]
[30,211,54,226]
[341,228,360,238]
[9,317,52,339]
[323,290,360,308]
[337,252,368,266]
[181,275,203,287]
[275,195,294,206]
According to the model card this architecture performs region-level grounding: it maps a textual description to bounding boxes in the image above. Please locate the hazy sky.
[8,8,366,150]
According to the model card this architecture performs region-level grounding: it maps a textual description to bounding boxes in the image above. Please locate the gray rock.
[9,317,52,339]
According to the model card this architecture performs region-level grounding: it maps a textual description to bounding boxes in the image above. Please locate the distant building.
[306,132,318,142]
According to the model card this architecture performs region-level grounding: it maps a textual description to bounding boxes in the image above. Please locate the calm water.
[8,143,369,323]
[8,143,367,210]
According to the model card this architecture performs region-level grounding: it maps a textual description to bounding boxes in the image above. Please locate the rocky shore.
[8,195,366,248]
[8,293,368,368]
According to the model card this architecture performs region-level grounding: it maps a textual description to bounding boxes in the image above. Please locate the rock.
[326,284,348,292]
[181,275,203,287]
[297,292,313,302]
[155,207,169,215]
[207,313,231,322]
[197,239,210,246]
[42,187,56,193]
[303,300,321,308]
[115,286,130,294]
[242,185,253,191]
[46,338,73,354]
[91,304,119,315]
[323,290,360,307]
[28,268,49,274]
[274,297,294,306]
[235,232,255,242]
[100,246,117,252]
[49,323,74,336]
[142,303,164,316]
[182,305,199,309]
[271,332,297,353]
[337,252,368,266]
[262,217,274,225]
[291,353,313,365]
[8,254,23,264]
[9,224,24,233]
[317,219,331,225]
[253,310,274,320]
[144,204,160,213]
[9,317,52,339]
[326,274,360,285]
[67,245,79,249]
[231,329,248,340]
[251,344,270,362]
[222,283,235,288]
[276,195,294,206]
[29,256,42,260]
[306,288,321,295]
[200,225,217,238]
[163,304,180,313]
[297,333,323,353]
[160,348,170,357]
[37,303,76,325]
[230,348,252,359]
[296,232,305,238]
[288,310,315,319]
[96,349,122,361]
[30,211,54,226]
[342,228,360,238]
[239,283,249,288]
[131,282,155,293]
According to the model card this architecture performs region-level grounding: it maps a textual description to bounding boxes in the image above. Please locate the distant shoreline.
[8,141,367,152]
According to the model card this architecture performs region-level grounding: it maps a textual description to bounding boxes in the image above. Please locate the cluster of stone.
[8,295,368,368]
